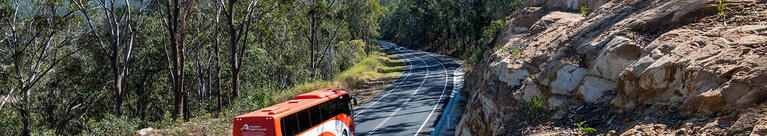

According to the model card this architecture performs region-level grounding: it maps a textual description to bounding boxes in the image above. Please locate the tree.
[71,0,153,116]
[213,2,223,114]
[303,0,347,79]
[346,0,386,48]
[221,0,258,99]
[1,0,82,135]
[162,0,195,120]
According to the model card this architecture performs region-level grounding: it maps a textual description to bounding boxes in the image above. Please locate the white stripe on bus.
[298,119,352,136]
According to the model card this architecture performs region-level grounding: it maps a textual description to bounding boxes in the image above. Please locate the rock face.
[526,0,609,11]
[551,65,587,95]
[577,76,614,102]
[754,121,767,136]
[456,0,767,135]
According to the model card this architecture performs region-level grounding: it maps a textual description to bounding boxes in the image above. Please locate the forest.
[0,0,522,135]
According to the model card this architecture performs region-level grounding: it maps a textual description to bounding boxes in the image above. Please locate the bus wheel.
[343,129,349,136]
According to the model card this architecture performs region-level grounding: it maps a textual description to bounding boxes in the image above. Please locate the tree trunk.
[227,0,241,99]
[214,5,223,114]
[165,0,187,120]
[21,87,30,136]
[113,47,124,116]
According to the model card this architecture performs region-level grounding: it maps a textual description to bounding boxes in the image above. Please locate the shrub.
[530,95,546,113]
[483,19,507,48]
[717,0,727,17]
[85,114,140,136]
[336,40,367,71]
[580,6,589,16]
[521,95,547,124]
[227,89,273,116]
[575,121,597,136]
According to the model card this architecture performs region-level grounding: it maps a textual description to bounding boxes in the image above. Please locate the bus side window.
[334,98,342,117]
[297,109,311,132]
[281,113,299,136]
[342,94,351,115]
[321,102,329,121]
[309,104,321,125]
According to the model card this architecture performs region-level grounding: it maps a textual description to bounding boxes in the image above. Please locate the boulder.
[550,65,586,95]
[576,76,615,102]
[137,127,154,136]
[588,36,641,81]
[521,84,542,103]
[491,58,529,87]
[547,96,569,109]
[682,88,726,115]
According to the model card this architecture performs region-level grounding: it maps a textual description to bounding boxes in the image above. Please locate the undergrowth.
[575,121,597,136]
[522,95,547,125]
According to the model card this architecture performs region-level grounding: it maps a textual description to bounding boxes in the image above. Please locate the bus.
[233,89,356,136]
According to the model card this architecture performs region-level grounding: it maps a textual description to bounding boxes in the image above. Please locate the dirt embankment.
[457,0,767,135]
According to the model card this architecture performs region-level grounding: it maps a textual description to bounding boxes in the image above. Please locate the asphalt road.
[353,43,461,136]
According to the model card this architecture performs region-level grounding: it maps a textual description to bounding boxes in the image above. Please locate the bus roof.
[236,89,348,118]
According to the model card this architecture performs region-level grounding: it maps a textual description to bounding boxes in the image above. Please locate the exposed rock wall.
[457,0,767,135]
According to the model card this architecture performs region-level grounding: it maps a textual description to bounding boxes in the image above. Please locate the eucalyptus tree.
[0,0,84,135]
[303,0,348,79]
[71,0,153,116]
[161,0,196,120]
[221,0,258,100]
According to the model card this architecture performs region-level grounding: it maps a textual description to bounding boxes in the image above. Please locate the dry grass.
[274,49,404,103]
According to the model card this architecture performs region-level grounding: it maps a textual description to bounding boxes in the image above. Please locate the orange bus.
[233,89,356,136]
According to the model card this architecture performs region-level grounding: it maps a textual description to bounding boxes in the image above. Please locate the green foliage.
[0,110,21,135]
[467,47,484,66]
[580,6,589,16]
[336,40,368,71]
[226,89,274,117]
[530,95,546,113]
[510,48,520,56]
[380,0,524,69]
[486,20,508,49]
[0,5,14,18]
[575,121,597,136]
[484,19,508,48]
[717,0,727,17]
[521,95,547,124]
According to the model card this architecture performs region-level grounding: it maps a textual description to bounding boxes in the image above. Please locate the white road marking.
[365,54,431,136]
[354,51,419,116]
[414,53,451,136]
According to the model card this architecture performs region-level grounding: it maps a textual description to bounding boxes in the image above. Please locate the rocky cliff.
[456,0,767,135]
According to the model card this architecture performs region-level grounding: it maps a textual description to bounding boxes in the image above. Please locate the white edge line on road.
[354,50,417,116]
[414,53,450,136]
[365,53,430,136]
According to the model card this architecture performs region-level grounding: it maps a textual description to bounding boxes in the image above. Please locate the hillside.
[456,0,767,135]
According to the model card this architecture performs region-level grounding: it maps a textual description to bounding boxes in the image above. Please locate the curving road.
[353,42,461,136]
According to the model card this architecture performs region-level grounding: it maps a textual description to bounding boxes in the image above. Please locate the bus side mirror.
[351,96,358,105]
